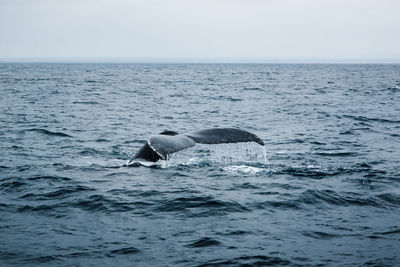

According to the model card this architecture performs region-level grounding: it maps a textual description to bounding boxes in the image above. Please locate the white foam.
[223,165,264,174]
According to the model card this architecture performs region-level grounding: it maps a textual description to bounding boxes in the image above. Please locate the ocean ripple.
[1,63,399,266]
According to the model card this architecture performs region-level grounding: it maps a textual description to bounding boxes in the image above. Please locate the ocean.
[0,63,399,266]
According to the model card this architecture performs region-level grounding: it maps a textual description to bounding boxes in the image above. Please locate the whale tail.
[131,127,264,162]
[185,128,264,146]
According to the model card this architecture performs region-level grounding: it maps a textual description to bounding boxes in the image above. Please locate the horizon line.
[1,57,400,64]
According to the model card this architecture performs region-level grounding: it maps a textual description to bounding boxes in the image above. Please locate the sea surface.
[0,63,399,266]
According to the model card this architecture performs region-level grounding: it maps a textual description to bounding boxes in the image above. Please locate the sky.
[0,0,399,62]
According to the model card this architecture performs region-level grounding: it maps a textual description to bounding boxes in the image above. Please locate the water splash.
[209,142,266,164]
[262,146,267,165]
[163,142,266,167]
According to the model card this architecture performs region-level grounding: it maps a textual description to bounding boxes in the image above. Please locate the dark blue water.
[1,63,400,266]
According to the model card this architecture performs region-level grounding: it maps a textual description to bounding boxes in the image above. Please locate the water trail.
[262,146,267,165]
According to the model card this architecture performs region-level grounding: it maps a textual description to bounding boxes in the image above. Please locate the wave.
[108,247,140,255]
[343,115,400,124]
[251,199,300,210]
[185,237,222,248]
[78,147,105,156]
[249,189,400,211]
[315,152,360,157]
[95,138,110,142]
[243,87,264,91]
[26,175,72,182]
[231,182,261,190]
[20,128,72,137]
[276,162,384,179]
[16,193,151,215]
[299,190,400,208]
[279,167,342,179]
[0,175,73,186]
[154,195,249,216]
[15,189,399,217]
[20,185,93,200]
[198,255,292,267]
[376,193,400,207]
[72,101,99,105]
[373,227,400,236]
[11,247,140,264]
[221,230,254,236]
[0,180,27,192]
[302,230,340,239]
[84,79,97,83]
[23,255,60,264]
[72,194,135,213]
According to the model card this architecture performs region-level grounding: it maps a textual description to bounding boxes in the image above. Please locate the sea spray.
[262,146,267,165]
[165,142,266,166]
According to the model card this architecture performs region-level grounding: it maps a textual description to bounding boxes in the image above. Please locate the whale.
[129,127,264,163]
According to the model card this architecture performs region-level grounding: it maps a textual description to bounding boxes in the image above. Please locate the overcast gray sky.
[0,0,399,62]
